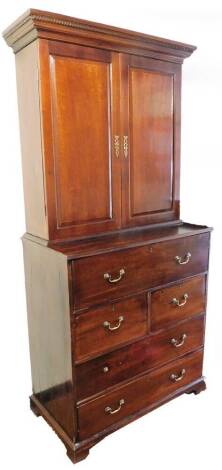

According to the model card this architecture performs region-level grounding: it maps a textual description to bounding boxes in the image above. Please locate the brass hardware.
[103,366,109,373]
[170,368,186,382]
[114,135,120,158]
[103,315,124,331]
[123,135,128,158]
[104,268,125,284]
[175,252,191,265]
[172,293,189,307]
[105,398,125,415]
[170,333,187,348]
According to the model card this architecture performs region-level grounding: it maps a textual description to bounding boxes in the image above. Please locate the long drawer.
[73,294,148,361]
[78,349,203,439]
[72,233,209,309]
[76,315,205,401]
[150,275,206,331]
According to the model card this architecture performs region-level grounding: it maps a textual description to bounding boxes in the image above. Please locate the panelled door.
[120,54,181,228]
[39,40,122,240]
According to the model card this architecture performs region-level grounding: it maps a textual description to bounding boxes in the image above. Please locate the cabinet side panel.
[15,41,48,239]
[22,239,76,439]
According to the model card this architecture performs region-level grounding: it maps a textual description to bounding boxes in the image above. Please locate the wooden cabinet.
[3,9,212,465]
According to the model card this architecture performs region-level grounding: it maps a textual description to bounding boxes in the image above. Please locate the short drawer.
[73,294,148,361]
[151,275,206,331]
[76,315,205,401]
[72,233,209,309]
[78,349,203,439]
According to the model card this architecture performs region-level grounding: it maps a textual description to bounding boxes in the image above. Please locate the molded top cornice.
[3,8,196,62]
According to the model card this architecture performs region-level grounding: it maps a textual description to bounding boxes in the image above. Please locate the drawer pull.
[103,366,109,373]
[175,252,191,265]
[104,268,125,284]
[170,368,186,382]
[105,398,125,415]
[170,333,187,348]
[172,293,189,307]
[103,315,124,331]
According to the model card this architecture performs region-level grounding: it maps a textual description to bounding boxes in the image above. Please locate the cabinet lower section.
[22,223,211,463]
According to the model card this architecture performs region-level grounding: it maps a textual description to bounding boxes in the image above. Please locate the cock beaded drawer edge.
[3,9,212,464]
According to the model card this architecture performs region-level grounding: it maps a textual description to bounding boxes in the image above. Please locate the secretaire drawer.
[76,315,205,401]
[73,294,148,361]
[78,349,204,439]
[151,275,206,331]
[72,233,209,309]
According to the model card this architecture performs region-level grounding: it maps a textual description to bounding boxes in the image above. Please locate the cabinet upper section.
[3,10,196,242]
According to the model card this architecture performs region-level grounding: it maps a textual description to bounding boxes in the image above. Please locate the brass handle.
[123,135,128,158]
[175,252,191,265]
[170,333,187,348]
[104,268,125,284]
[105,398,125,415]
[170,368,186,382]
[114,135,120,158]
[172,293,188,307]
[103,315,124,331]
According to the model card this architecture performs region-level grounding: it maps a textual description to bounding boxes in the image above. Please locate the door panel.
[52,56,112,226]
[39,40,121,239]
[129,68,173,214]
[121,55,181,227]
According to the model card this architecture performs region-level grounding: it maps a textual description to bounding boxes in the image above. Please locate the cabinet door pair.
[39,40,181,240]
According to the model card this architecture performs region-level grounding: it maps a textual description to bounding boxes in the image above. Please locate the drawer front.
[74,294,148,361]
[78,349,203,439]
[76,315,205,401]
[151,275,206,331]
[72,233,209,309]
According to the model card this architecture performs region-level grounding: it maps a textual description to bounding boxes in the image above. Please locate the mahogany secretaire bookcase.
[3,9,212,463]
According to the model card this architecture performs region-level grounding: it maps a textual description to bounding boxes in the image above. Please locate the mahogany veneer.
[3,9,212,464]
